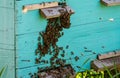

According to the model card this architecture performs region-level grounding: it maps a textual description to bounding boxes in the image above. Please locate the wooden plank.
[16,20,120,69]
[16,0,120,77]
[16,57,88,78]
[0,8,14,30]
[0,8,14,48]
[98,51,120,60]
[0,0,14,8]
[22,2,58,13]
[0,29,14,47]
[40,6,74,19]
[16,0,120,35]
[101,0,120,6]
[30,64,75,78]
[91,56,120,71]
[40,7,61,19]
[0,0,15,78]
[16,66,40,78]
[0,50,15,78]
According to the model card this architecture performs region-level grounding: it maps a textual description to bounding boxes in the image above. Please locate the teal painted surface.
[15,0,120,78]
[0,0,15,78]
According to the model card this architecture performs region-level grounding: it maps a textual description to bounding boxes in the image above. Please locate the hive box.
[0,0,120,78]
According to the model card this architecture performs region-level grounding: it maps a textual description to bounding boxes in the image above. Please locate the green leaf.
[112,61,120,78]
[113,61,119,78]
[113,72,120,78]
[0,67,5,77]
[0,65,7,77]
[102,64,113,78]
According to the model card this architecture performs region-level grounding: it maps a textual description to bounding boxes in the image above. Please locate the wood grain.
[101,0,120,6]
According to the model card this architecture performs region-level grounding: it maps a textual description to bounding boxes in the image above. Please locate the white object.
[109,18,114,22]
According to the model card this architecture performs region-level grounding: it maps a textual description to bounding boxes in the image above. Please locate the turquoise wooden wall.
[16,0,120,77]
[0,0,15,78]
[1,0,120,78]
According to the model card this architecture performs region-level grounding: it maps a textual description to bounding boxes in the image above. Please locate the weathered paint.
[1,0,120,78]
[0,0,15,78]
[16,0,120,77]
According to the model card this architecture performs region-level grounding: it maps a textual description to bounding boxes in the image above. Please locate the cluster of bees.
[35,6,72,66]
[31,2,77,78]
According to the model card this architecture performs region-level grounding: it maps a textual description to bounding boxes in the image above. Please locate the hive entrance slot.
[30,64,75,78]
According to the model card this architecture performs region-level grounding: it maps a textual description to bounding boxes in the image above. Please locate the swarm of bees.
[32,4,79,78]
[35,3,72,66]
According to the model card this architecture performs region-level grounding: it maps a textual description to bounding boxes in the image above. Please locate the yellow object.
[76,73,82,78]
[75,70,104,78]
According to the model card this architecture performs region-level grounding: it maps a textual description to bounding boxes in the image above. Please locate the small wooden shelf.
[101,0,120,6]
[23,2,58,11]
[40,6,74,19]
[91,56,120,71]
[91,51,120,71]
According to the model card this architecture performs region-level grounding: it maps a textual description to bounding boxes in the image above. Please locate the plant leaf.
[113,72,120,78]
[102,64,113,78]
[113,61,119,78]
[0,67,5,77]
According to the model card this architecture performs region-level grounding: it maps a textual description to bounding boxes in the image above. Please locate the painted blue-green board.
[0,0,15,78]
[1,0,120,78]
[16,0,120,78]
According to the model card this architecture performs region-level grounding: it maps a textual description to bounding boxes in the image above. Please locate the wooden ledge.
[40,6,74,19]
[22,2,58,13]
[98,51,120,60]
[101,0,120,6]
